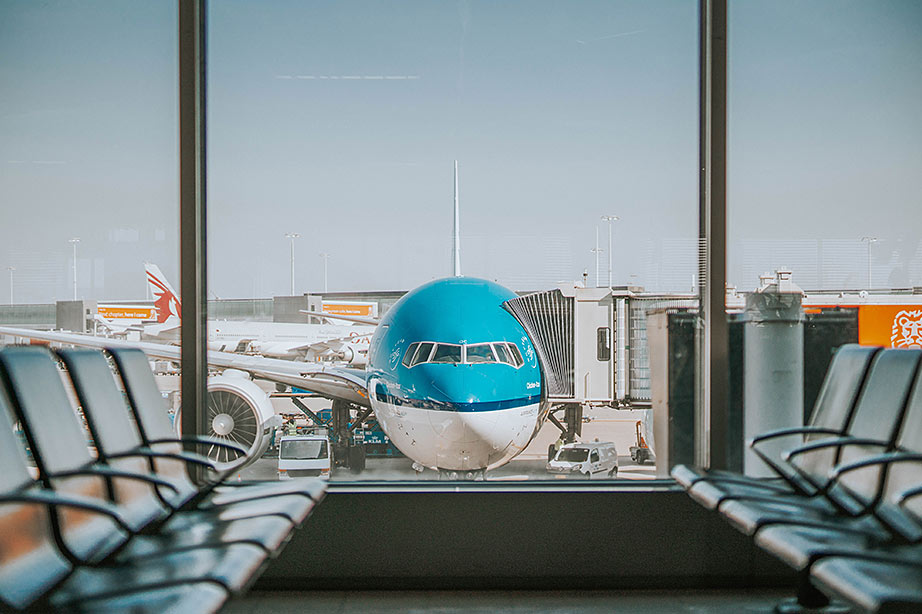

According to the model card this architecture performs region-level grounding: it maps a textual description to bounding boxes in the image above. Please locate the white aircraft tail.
[145,263,182,324]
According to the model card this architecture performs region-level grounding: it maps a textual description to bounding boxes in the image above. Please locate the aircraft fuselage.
[366,277,548,472]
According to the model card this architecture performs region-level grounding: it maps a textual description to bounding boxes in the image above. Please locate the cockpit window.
[466,343,496,363]
[402,342,419,367]
[493,342,512,365]
[403,341,523,367]
[429,343,462,364]
[506,343,524,367]
[411,342,435,367]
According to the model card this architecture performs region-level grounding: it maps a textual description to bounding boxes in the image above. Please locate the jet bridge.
[503,286,614,405]
[503,286,700,412]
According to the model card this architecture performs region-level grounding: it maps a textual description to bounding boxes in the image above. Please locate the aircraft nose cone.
[212,413,235,436]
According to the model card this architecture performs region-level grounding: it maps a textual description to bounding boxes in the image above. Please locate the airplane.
[94,263,376,365]
[0,162,554,477]
[0,276,549,477]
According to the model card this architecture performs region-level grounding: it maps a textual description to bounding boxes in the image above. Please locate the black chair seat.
[669,464,712,489]
[673,464,789,491]
[53,583,227,614]
[126,512,295,558]
[688,476,794,511]
[171,491,315,525]
[207,478,327,508]
[719,494,845,536]
[55,543,266,604]
[812,556,922,614]
[755,519,894,571]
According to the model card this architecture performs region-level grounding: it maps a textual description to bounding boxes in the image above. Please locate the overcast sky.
[2,1,921,303]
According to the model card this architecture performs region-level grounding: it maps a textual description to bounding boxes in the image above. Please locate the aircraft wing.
[0,326,370,408]
[284,332,374,355]
[299,309,380,326]
[93,314,130,334]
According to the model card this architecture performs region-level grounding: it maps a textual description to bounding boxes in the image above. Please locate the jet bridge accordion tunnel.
[504,286,855,409]
[503,287,611,404]
[501,287,700,408]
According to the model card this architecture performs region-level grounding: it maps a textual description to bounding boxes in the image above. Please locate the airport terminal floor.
[223,589,792,613]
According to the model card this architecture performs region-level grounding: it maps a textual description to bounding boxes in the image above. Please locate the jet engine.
[176,370,281,469]
[335,343,368,367]
[301,342,368,367]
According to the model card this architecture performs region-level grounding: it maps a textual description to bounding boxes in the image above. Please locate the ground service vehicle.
[546,441,618,479]
[278,434,331,480]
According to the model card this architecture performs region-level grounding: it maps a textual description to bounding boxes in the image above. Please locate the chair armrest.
[107,449,219,472]
[746,430,860,495]
[898,483,922,509]
[749,426,843,447]
[829,452,922,482]
[0,490,132,533]
[147,435,248,456]
[784,437,889,462]
[48,466,179,494]
[748,443,811,494]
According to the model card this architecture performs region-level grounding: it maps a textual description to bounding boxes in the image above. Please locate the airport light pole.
[285,232,300,296]
[600,215,619,288]
[68,238,80,300]
[590,227,604,288]
[860,236,877,289]
[319,252,330,294]
[7,266,13,305]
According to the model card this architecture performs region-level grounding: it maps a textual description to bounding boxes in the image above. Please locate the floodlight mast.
[319,252,330,293]
[285,232,301,295]
[600,215,619,288]
[68,238,80,300]
[590,227,604,288]
[860,236,877,289]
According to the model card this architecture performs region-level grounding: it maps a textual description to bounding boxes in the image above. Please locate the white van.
[546,441,618,479]
[278,434,331,480]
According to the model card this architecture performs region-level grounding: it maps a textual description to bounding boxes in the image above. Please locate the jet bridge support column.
[289,396,324,428]
[563,403,583,442]
[331,399,351,468]
[743,269,804,477]
[331,399,366,472]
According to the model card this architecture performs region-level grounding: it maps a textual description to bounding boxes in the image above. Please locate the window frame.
[466,343,498,364]
[181,0,730,483]
[401,340,524,368]
[409,342,435,367]
[402,342,420,367]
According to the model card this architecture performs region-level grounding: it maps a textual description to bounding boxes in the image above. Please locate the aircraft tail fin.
[452,160,461,277]
[145,263,182,323]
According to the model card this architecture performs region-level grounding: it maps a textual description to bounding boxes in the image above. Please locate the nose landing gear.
[437,468,486,481]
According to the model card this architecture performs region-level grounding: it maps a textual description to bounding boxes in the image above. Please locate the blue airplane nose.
[424,367,476,408]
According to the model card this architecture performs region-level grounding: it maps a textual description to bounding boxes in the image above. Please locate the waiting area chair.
[0,344,326,612]
[673,344,922,613]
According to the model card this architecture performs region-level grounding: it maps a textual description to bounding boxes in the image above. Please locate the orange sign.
[97,305,156,320]
[322,303,375,317]
[858,305,922,348]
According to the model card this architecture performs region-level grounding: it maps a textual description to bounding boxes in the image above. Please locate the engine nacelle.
[176,370,280,470]
[337,343,368,367]
[300,342,368,367]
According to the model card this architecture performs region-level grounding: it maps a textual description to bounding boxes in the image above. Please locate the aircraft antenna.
[453,160,461,276]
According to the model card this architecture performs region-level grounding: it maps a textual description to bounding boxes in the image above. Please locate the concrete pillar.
[743,269,804,476]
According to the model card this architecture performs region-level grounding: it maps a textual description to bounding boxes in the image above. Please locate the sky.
[1,0,921,303]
